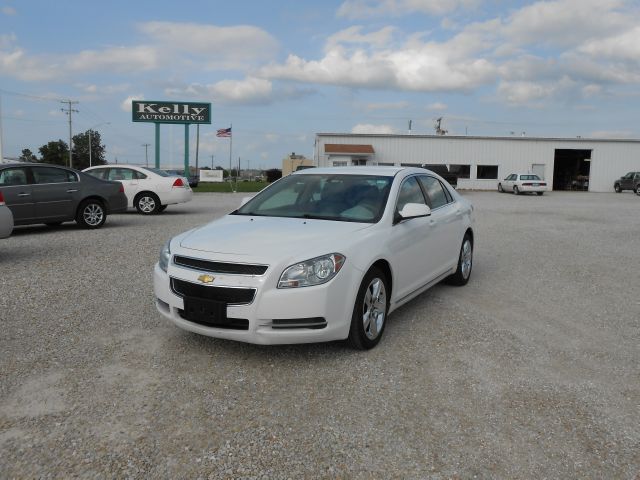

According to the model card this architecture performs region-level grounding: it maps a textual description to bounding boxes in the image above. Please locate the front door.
[31,166,80,220]
[0,167,35,222]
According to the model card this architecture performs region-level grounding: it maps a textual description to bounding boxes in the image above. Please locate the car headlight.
[159,240,172,272]
[278,253,346,288]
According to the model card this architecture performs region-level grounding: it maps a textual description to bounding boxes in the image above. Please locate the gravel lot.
[1,191,639,479]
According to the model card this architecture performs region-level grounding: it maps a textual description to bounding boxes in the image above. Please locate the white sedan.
[153,167,475,349]
[498,173,547,195]
[83,165,192,214]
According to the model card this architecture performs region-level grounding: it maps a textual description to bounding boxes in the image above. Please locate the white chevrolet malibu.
[154,167,475,349]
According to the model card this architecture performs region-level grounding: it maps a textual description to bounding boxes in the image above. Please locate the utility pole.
[142,143,151,167]
[195,124,200,178]
[0,93,4,163]
[61,100,79,168]
[211,154,214,170]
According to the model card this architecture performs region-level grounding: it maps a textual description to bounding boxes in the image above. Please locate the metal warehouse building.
[314,133,640,192]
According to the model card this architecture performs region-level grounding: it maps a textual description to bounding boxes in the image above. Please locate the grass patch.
[193,181,270,193]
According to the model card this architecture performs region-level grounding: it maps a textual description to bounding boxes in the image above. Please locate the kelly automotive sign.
[132,100,211,124]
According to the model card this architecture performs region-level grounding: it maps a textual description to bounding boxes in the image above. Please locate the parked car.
[498,173,547,195]
[613,172,640,194]
[164,169,199,188]
[421,164,458,188]
[153,166,475,349]
[0,163,127,229]
[83,165,193,214]
[0,190,14,238]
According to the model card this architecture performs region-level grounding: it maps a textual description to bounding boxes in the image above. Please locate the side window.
[0,167,29,186]
[32,167,76,184]
[396,177,426,212]
[89,168,107,179]
[109,168,136,181]
[134,171,147,179]
[419,176,449,209]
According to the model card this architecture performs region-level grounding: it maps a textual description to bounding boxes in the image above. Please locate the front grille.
[171,278,256,305]
[178,310,249,330]
[173,256,268,275]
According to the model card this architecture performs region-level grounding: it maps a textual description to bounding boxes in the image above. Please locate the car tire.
[513,185,520,195]
[614,183,621,193]
[498,183,503,192]
[446,234,473,286]
[158,205,168,212]
[76,199,106,229]
[635,185,640,195]
[135,192,161,215]
[537,192,544,196]
[347,267,389,350]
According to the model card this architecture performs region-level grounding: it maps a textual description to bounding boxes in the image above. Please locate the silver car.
[0,190,13,239]
[0,163,128,229]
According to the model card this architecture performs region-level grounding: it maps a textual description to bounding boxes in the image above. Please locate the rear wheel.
[537,192,544,196]
[635,185,640,195]
[498,183,504,192]
[347,267,389,350]
[76,199,106,229]
[513,185,520,195]
[446,234,473,286]
[135,192,160,215]
[614,183,621,193]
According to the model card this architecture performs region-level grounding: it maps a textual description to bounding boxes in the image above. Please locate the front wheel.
[513,185,520,195]
[614,184,621,193]
[76,199,106,229]
[347,267,389,350]
[446,234,473,286]
[498,183,504,192]
[537,192,544,196]
[135,193,161,215]
[635,185,640,195]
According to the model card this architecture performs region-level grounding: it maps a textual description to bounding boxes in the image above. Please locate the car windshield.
[520,174,541,180]
[233,173,393,223]
[142,167,170,177]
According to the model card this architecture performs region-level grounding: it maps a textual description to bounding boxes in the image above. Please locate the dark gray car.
[613,171,640,194]
[0,163,128,229]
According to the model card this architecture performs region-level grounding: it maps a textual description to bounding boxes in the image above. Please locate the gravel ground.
[1,191,639,479]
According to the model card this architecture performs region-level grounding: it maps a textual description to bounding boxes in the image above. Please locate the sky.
[0,0,639,169]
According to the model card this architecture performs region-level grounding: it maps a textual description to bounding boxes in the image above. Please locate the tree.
[72,129,106,170]
[19,149,38,162]
[265,168,282,183]
[38,140,69,166]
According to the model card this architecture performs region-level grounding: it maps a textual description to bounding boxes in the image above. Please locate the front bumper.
[153,260,360,345]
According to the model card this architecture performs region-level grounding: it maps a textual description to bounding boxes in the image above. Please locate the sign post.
[132,100,211,176]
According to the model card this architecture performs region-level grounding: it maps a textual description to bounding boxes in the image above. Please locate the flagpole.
[229,123,234,192]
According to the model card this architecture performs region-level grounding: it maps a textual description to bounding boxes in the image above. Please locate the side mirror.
[397,203,431,222]
[239,196,253,207]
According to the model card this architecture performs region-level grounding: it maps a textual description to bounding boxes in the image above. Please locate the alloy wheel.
[83,204,104,226]
[362,277,387,340]
[461,239,473,280]
[138,196,156,213]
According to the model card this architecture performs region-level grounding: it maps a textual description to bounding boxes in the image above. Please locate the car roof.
[84,164,147,170]
[292,166,424,177]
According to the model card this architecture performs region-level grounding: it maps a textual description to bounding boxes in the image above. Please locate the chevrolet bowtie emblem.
[197,274,215,284]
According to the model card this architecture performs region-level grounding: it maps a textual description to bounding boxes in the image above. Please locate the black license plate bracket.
[183,297,227,325]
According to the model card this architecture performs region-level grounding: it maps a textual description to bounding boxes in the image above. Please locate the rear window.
[520,175,541,181]
[142,167,170,177]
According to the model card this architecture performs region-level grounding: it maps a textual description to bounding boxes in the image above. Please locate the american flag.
[216,127,232,138]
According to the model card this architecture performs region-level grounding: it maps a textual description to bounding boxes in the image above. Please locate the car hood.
[178,214,373,261]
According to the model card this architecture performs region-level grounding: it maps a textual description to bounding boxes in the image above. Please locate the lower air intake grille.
[171,278,256,305]
[271,317,327,330]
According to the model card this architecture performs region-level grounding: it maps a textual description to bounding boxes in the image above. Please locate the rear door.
[0,167,35,222]
[31,166,81,220]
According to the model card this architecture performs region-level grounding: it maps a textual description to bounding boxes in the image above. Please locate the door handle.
[67,189,78,193]
[17,192,31,197]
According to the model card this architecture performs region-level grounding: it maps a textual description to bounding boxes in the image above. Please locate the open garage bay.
[1,192,638,478]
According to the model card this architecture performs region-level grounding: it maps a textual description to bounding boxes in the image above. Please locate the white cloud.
[121,94,143,112]
[2,6,16,15]
[326,26,396,51]
[165,77,273,105]
[578,26,640,62]
[352,123,397,134]
[337,0,478,18]
[427,102,447,111]
[138,21,277,68]
[363,101,410,110]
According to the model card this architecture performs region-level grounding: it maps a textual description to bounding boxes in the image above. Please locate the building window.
[449,164,470,179]
[351,158,368,166]
[400,163,418,167]
[333,161,348,167]
[377,162,394,166]
[477,165,499,179]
